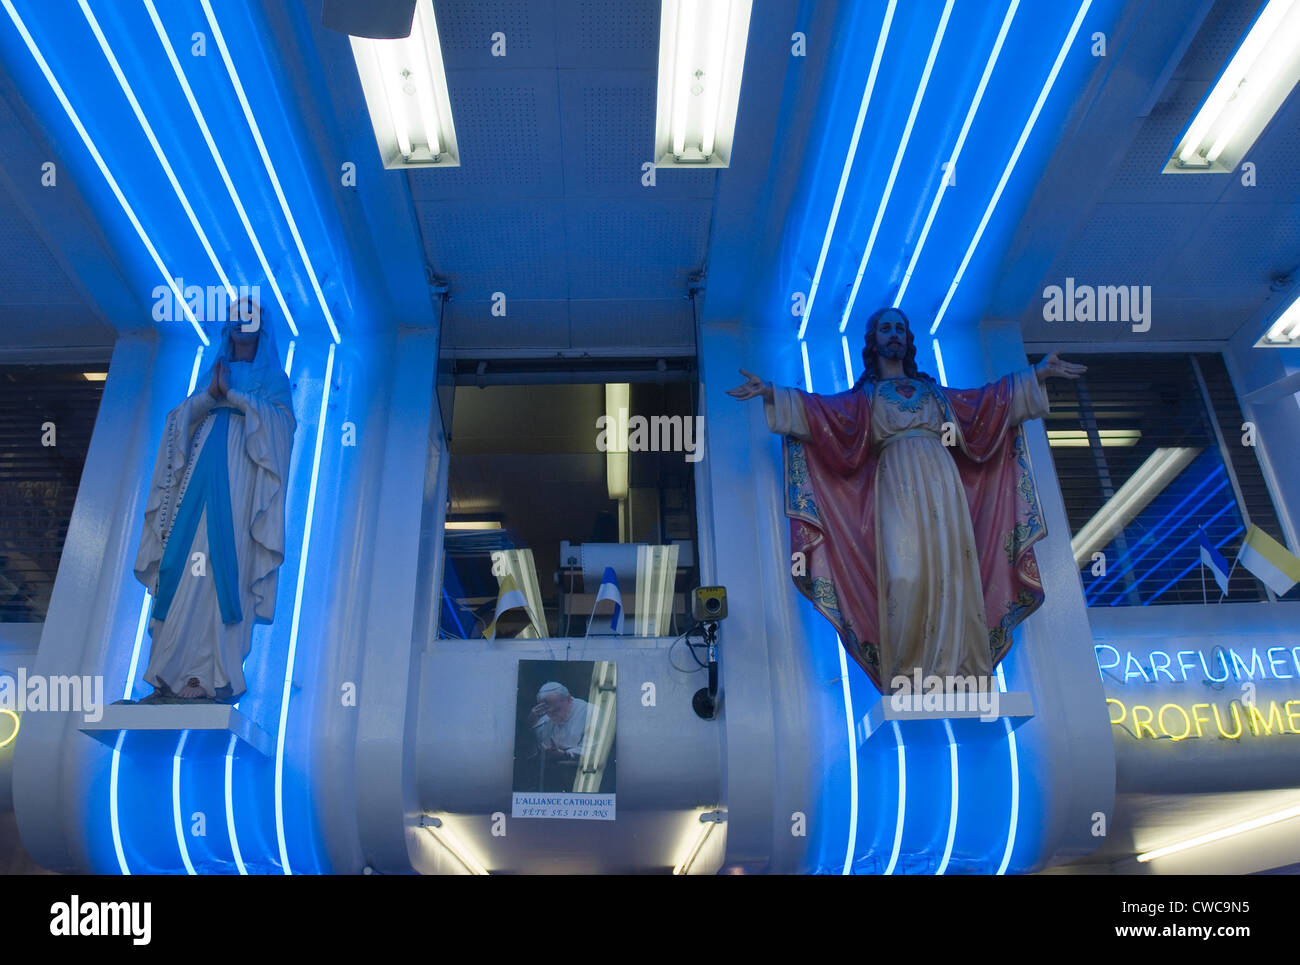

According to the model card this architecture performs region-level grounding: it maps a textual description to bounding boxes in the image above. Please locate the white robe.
[134,360,295,698]
[532,697,591,759]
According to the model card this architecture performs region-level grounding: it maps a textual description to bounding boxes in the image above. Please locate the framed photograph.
[511,659,616,820]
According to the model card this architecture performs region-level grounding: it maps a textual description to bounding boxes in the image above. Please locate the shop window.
[439,376,700,639]
[1036,353,1294,606]
[0,364,106,620]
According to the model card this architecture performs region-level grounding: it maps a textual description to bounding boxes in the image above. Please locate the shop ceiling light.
[350,0,459,168]
[1047,429,1142,447]
[1138,802,1300,863]
[1259,289,1300,346]
[605,383,629,501]
[1165,0,1300,174]
[1070,446,1200,568]
[654,0,754,167]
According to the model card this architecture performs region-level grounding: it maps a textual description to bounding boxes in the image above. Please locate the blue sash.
[154,407,243,624]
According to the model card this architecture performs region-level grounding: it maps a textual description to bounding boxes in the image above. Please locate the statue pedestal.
[858,691,1035,746]
[81,703,274,756]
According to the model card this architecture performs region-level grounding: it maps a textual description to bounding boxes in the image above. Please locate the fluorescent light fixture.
[932,338,947,386]
[673,809,726,875]
[841,0,956,332]
[1070,446,1201,567]
[605,383,629,501]
[421,815,489,874]
[82,372,107,382]
[444,520,503,530]
[1165,0,1300,174]
[801,340,814,391]
[798,0,897,339]
[1138,802,1300,862]
[1259,289,1300,346]
[654,0,754,167]
[350,0,458,168]
[1047,429,1141,447]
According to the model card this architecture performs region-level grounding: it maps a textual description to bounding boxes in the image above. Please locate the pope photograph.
[729,307,1084,692]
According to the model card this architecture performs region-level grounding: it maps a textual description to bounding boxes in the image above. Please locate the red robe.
[777,373,1046,692]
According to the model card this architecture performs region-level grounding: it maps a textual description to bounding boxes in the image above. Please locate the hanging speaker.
[321,0,417,39]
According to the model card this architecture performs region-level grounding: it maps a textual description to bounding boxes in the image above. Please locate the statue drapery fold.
[133,322,295,698]
[768,370,1047,693]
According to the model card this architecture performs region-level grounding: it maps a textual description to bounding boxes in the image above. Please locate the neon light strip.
[0,709,17,749]
[225,340,297,875]
[79,1,235,301]
[883,720,905,875]
[223,733,247,875]
[800,340,813,391]
[1086,465,1227,598]
[797,0,897,340]
[932,338,948,386]
[171,730,196,874]
[841,335,855,386]
[1113,497,1234,601]
[837,639,858,875]
[109,730,130,875]
[275,342,336,874]
[936,719,959,874]
[1086,469,1225,599]
[110,344,205,875]
[994,663,1019,874]
[0,0,207,345]
[841,0,956,333]
[1138,802,1300,863]
[931,0,1093,336]
[200,0,341,344]
[143,1,299,337]
[895,1,1019,307]
[1145,524,1243,604]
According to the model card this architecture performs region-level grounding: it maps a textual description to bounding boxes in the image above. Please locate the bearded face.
[872,309,909,362]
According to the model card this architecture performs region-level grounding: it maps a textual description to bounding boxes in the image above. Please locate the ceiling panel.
[1008,0,1300,345]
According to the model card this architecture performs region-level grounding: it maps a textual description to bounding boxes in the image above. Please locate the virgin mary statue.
[729,307,1083,693]
[133,303,296,702]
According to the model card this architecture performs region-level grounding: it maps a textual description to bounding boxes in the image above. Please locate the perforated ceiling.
[414,0,715,357]
[1013,0,1300,345]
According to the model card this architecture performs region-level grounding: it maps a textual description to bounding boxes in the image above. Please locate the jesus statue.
[132,300,296,703]
[728,307,1083,693]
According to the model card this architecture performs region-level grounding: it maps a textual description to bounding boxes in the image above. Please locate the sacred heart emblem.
[895,382,916,399]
